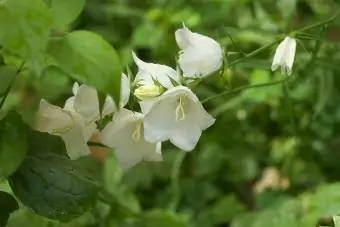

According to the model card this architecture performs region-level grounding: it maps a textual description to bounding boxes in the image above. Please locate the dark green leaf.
[0,111,27,180]
[0,191,18,226]
[48,30,122,105]
[0,0,51,69]
[9,129,100,222]
[0,66,17,97]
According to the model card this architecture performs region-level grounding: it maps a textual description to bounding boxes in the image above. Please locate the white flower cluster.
[35,24,223,170]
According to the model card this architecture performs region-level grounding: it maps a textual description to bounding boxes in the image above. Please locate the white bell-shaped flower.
[36,73,131,160]
[175,24,223,78]
[132,52,180,89]
[36,99,92,159]
[65,73,131,117]
[140,86,215,151]
[99,108,162,170]
[271,36,296,75]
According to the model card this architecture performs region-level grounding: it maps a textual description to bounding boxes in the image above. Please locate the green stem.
[98,189,139,218]
[227,39,281,67]
[0,61,25,109]
[295,9,340,34]
[201,79,287,104]
[168,152,186,211]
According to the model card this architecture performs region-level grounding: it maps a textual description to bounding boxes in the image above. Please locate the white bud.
[134,84,163,100]
[271,36,296,75]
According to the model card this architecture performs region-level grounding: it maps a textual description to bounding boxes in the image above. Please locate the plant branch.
[0,61,25,109]
[168,152,186,211]
[227,39,281,67]
[201,79,287,104]
[295,9,340,34]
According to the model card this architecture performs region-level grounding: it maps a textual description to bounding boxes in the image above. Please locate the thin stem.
[227,39,281,67]
[295,9,340,34]
[98,189,139,218]
[0,61,25,109]
[168,152,186,211]
[201,79,287,104]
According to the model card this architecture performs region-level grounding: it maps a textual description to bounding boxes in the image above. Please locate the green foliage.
[0,0,339,226]
[0,66,17,97]
[8,128,100,222]
[0,111,27,180]
[48,30,122,105]
[0,191,18,226]
[45,0,85,29]
[0,0,51,69]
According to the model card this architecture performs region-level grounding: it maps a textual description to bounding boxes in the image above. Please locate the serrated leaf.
[0,111,27,180]
[8,128,100,222]
[44,0,85,28]
[0,0,51,69]
[48,30,122,105]
[0,191,18,226]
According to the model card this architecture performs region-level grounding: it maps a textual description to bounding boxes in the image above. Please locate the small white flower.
[132,52,180,89]
[134,84,163,100]
[36,73,131,160]
[175,24,223,78]
[140,86,215,151]
[99,108,162,170]
[271,36,296,75]
[36,99,92,160]
[65,73,131,117]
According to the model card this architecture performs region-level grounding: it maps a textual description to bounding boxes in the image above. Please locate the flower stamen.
[132,122,142,142]
[52,124,73,134]
[175,96,186,121]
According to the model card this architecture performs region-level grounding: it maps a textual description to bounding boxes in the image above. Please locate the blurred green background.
[3,0,340,226]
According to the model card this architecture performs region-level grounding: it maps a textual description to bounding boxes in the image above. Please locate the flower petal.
[73,85,100,120]
[175,25,223,78]
[99,108,162,170]
[132,52,180,89]
[36,99,74,134]
[72,82,80,95]
[119,73,131,108]
[141,86,215,150]
[170,123,202,151]
[60,125,91,160]
[284,37,296,75]
[175,23,192,49]
[271,38,287,71]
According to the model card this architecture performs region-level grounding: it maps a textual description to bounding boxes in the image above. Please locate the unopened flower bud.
[134,84,163,100]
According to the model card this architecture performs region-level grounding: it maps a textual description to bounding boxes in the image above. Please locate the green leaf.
[39,65,70,100]
[0,66,17,97]
[44,0,85,29]
[7,208,49,227]
[0,191,18,226]
[231,199,300,227]
[0,111,27,180]
[141,210,189,227]
[300,183,340,226]
[8,129,100,222]
[48,30,122,105]
[0,0,51,69]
